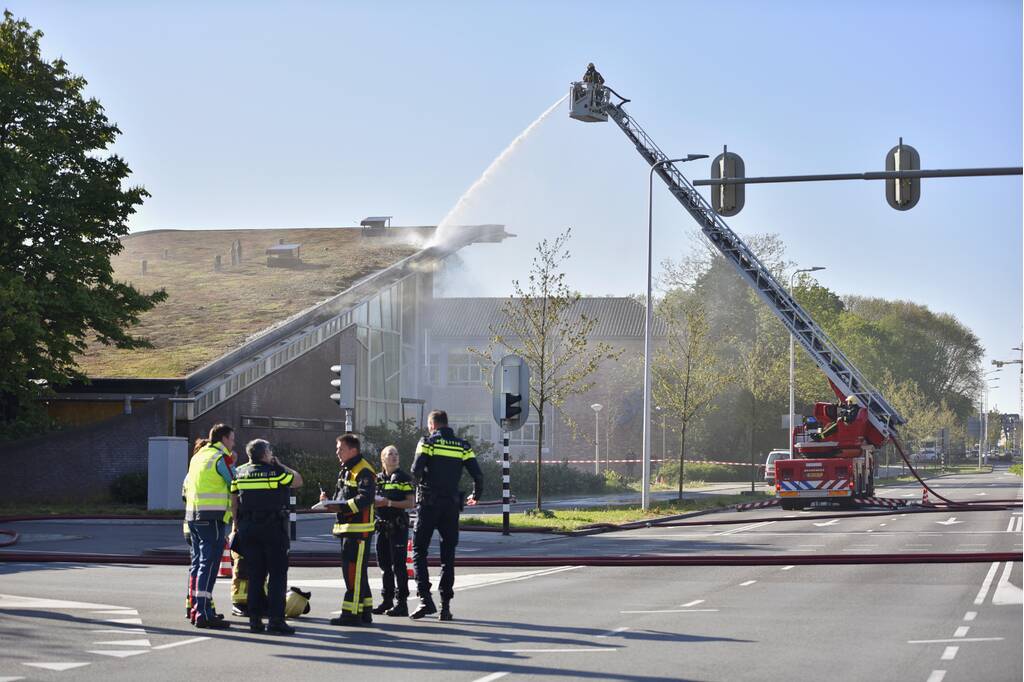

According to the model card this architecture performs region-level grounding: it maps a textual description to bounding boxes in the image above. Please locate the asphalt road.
[0,467,1019,681]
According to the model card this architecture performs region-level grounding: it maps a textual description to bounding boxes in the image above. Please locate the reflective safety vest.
[331,456,376,538]
[184,443,232,523]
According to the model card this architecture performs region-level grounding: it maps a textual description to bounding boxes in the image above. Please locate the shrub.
[275,447,340,508]
[655,460,752,485]
[110,471,147,505]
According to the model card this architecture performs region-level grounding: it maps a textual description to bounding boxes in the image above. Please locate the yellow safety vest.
[184,443,232,523]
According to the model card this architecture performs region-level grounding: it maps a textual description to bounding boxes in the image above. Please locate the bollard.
[290,494,297,541]
[502,430,511,535]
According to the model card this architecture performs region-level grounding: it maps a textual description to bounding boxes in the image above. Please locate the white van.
[764,449,792,486]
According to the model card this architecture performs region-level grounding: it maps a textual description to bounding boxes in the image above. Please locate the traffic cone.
[405,537,414,579]
[921,487,930,505]
[218,541,232,578]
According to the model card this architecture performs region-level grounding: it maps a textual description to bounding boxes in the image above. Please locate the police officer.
[230,439,303,634]
[322,434,377,626]
[410,410,483,621]
[371,445,415,617]
[183,424,235,629]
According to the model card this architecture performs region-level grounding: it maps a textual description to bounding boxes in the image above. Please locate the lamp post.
[788,266,825,452]
[980,373,1000,467]
[992,347,1024,454]
[591,403,603,474]
[643,154,708,509]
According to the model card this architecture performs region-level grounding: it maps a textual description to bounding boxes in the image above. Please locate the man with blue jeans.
[184,423,236,629]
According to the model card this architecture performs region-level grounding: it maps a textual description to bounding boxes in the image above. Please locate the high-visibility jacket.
[412,427,484,502]
[184,443,233,523]
[331,454,376,538]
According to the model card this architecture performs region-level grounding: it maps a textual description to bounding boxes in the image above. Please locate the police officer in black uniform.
[230,439,303,634]
[322,434,377,626]
[371,444,415,617]
[410,410,483,621]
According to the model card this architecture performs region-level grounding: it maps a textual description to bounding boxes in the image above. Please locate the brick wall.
[2,398,171,503]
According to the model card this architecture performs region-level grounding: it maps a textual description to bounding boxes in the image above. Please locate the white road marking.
[22,663,91,672]
[105,618,143,625]
[715,521,776,536]
[92,639,151,647]
[963,611,976,621]
[936,517,962,525]
[457,565,585,591]
[91,609,138,615]
[0,595,125,611]
[879,523,888,527]
[739,580,756,586]
[908,637,1005,644]
[975,492,987,496]
[926,671,946,682]
[151,637,210,651]
[1016,517,1023,533]
[87,650,147,658]
[620,609,719,614]
[992,561,1023,605]
[812,519,839,527]
[92,628,146,634]
[286,566,584,593]
[500,647,617,653]
[953,626,969,638]
[0,677,25,682]
[974,562,1001,605]
[679,600,705,607]
[1005,517,1015,532]
[470,674,509,682]
[596,626,629,638]
[781,565,795,570]
[940,646,958,660]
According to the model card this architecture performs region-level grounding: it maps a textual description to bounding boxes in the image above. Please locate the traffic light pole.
[693,166,1022,186]
[502,426,511,536]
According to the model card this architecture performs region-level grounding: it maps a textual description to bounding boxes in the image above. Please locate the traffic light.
[330,364,343,406]
[885,138,920,210]
[504,392,523,420]
[710,146,745,217]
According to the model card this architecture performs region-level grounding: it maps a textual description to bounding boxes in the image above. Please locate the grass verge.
[1010,464,1022,476]
[0,503,182,518]
[460,493,772,532]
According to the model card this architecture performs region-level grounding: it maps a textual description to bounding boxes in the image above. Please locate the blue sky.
[11,0,1022,412]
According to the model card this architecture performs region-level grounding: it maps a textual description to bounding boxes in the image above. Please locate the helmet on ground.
[284,587,311,618]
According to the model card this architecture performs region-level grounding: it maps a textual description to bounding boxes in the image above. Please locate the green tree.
[0,11,165,438]
[473,229,619,510]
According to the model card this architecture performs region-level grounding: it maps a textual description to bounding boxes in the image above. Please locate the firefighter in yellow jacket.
[321,434,377,626]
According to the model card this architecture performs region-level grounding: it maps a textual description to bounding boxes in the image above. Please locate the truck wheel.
[865,473,875,497]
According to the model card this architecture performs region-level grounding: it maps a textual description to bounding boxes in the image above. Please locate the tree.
[473,229,619,510]
[653,297,734,499]
[0,11,166,438]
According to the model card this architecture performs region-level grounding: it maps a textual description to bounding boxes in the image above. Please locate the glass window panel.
[370,330,383,359]
[368,295,382,328]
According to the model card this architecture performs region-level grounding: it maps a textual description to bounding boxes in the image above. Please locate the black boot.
[330,612,364,627]
[249,618,265,633]
[361,607,373,625]
[386,600,409,617]
[439,600,453,621]
[371,598,393,615]
[267,619,295,635]
[409,596,437,620]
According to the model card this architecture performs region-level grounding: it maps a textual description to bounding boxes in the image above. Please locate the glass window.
[426,352,441,385]
[446,351,485,385]
[272,417,321,430]
[511,422,540,444]
[323,420,345,432]
[241,416,271,428]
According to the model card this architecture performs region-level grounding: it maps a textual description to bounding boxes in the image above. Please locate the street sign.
[492,354,530,431]
[710,147,745,216]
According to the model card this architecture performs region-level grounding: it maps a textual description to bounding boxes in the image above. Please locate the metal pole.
[289,493,297,541]
[502,429,511,536]
[788,267,824,452]
[594,411,600,475]
[693,166,1023,186]
[642,164,657,510]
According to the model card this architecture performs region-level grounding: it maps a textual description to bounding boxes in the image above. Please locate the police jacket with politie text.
[412,427,483,503]
[231,461,293,516]
[331,453,376,538]
[376,468,414,524]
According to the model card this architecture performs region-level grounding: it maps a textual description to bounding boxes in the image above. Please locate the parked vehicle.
[764,450,792,486]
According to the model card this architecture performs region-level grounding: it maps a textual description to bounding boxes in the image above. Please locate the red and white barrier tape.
[516,458,763,466]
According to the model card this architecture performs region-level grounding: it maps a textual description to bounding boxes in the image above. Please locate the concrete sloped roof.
[427,297,668,339]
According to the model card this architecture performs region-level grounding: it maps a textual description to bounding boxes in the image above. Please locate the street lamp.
[788,266,826,452]
[591,403,603,474]
[980,375,1000,467]
[643,154,708,510]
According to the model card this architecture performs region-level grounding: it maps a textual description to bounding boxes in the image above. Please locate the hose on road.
[0,530,18,547]
[891,436,1020,508]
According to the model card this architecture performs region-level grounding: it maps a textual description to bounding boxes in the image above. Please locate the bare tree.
[653,299,734,499]
[473,229,619,510]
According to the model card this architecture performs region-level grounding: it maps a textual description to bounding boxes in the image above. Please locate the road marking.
[500,647,617,653]
[975,492,987,496]
[91,609,138,615]
[926,671,946,682]
[936,517,962,526]
[780,565,795,570]
[879,523,887,527]
[953,626,969,638]
[597,626,629,638]
[738,580,756,586]
[470,674,508,682]
[940,646,958,660]
[87,650,148,658]
[714,521,776,535]
[908,637,1005,644]
[812,519,839,527]
[679,600,704,607]
[963,611,976,621]
[992,561,1023,605]
[974,562,1001,605]
[1017,517,1023,533]
[0,677,25,682]
[151,637,210,651]
[620,609,719,614]
[22,663,91,672]
[1005,517,1015,532]
[0,595,125,611]
[92,628,146,634]
[92,639,151,647]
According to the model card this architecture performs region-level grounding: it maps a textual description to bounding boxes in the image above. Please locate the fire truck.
[568,72,904,509]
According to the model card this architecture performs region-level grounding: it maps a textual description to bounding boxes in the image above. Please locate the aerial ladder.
[569,77,908,505]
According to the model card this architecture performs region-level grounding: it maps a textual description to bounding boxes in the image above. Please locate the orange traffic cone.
[405,537,414,579]
[921,487,930,505]
[218,541,232,578]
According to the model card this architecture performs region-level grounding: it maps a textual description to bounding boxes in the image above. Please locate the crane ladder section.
[596,91,905,439]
